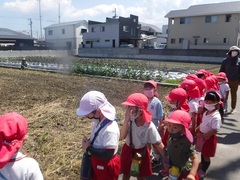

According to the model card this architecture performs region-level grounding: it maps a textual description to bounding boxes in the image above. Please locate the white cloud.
[3,0,37,13]
[1,0,236,36]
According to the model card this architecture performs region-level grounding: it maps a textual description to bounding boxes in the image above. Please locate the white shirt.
[0,152,44,180]
[219,82,230,99]
[188,98,199,115]
[188,98,200,128]
[125,121,161,149]
[200,110,222,133]
[90,119,120,154]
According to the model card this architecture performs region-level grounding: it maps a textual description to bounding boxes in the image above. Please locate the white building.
[139,22,167,49]
[44,20,88,51]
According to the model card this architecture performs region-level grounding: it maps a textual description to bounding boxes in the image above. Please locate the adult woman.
[219,45,240,113]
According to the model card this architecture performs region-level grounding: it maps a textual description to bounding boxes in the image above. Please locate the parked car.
[119,44,134,48]
[155,43,167,49]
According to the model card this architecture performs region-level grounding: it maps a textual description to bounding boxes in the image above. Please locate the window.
[100,26,105,32]
[203,38,209,43]
[91,27,95,32]
[179,38,184,43]
[123,26,129,32]
[170,38,176,44]
[180,17,191,24]
[194,39,198,45]
[205,16,217,23]
[171,18,175,25]
[80,29,87,34]
[225,14,231,22]
[62,29,65,34]
[48,30,53,36]
[223,38,229,44]
[105,39,110,42]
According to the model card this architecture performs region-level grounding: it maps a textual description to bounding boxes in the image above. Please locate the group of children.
[142,69,227,179]
[0,68,228,180]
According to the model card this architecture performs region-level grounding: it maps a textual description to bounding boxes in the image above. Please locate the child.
[217,72,230,113]
[163,87,190,144]
[164,110,199,180]
[0,112,44,180]
[143,80,164,168]
[77,91,120,180]
[196,91,222,178]
[179,79,202,137]
[120,93,165,179]
[159,88,190,177]
[143,80,164,128]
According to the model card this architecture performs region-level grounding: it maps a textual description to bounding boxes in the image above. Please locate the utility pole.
[29,18,33,37]
[58,1,61,23]
[37,0,42,41]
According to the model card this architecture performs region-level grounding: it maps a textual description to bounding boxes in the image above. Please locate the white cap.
[76,91,116,121]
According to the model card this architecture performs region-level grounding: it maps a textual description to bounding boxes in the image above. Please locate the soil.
[0,62,220,179]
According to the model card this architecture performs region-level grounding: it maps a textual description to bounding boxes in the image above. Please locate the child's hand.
[196,132,203,138]
[125,107,134,122]
[186,173,195,180]
[82,137,90,151]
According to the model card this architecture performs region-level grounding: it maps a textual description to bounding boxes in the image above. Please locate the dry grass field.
[0,61,220,179]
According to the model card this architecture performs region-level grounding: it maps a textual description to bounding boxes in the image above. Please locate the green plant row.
[0,57,164,81]
[71,58,163,81]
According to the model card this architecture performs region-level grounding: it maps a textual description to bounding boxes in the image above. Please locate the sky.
[0,0,236,39]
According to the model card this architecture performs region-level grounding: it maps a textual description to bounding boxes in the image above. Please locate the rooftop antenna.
[112,8,117,19]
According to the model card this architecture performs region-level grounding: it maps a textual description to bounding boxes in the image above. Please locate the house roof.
[44,20,87,29]
[165,1,240,18]
[0,28,34,40]
[140,22,162,33]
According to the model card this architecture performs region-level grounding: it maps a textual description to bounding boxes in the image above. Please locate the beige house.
[165,1,240,50]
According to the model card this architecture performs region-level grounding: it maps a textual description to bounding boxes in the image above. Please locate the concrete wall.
[78,48,226,63]
[0,48,227,64]
[0,50,70,57]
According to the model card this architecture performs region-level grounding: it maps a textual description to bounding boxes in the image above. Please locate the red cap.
[179,79,201,98]
[185,74,198,80]
[205,75,220,91]
[0,112,28,168]
[164,110,193,143]
[144,80,157,89]
[193,78,206,96]
[122,93,152,123]
[165,88,190,112]
[217,72,228,83]
[144,80,159,97]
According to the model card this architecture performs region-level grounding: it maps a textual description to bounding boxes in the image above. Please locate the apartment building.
[165,1,240,49]
[82,14,140,48]
[44,20,88,50]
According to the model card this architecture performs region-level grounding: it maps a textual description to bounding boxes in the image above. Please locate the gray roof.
[165,1,240,18]
[0,28,34,40]
[44,20,87,29]
[140,22,162,33]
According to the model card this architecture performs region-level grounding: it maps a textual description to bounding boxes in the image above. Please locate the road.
[119,89,240,180]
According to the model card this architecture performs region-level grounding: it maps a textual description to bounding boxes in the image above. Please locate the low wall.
[0,49,227,64]
[78,48,226,64]
[0,50,70,57]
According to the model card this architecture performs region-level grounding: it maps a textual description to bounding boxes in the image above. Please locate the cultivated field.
[0,61,220,179]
